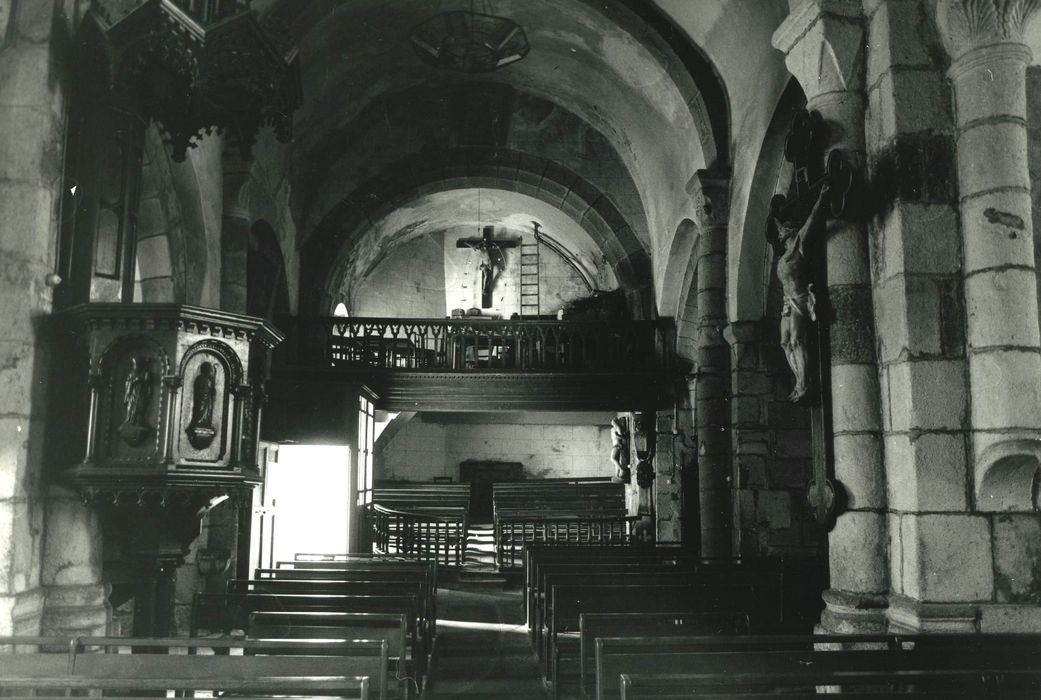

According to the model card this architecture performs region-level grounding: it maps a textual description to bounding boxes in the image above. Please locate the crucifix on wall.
[456,225,520,308]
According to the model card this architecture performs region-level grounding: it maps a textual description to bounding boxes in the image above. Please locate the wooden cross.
[456,225,521,308]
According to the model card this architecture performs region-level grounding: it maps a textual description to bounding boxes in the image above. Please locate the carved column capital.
[935,0,1041,63]
[772,0,865,101]
[687,169,731,230]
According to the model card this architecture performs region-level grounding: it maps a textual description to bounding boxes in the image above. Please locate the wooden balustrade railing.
[274,316,675,373]
[367,505,468,567]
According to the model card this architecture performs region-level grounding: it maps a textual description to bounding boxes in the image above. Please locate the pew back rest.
[578,612,750,698]
[249,611,409,663]
[190,591,420,637]
[595,638,1041,700]
[0,638,387,700]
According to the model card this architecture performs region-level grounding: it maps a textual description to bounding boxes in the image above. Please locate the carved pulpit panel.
[98,338,167,463]
[61,303,282,499]
[177,341,242,464]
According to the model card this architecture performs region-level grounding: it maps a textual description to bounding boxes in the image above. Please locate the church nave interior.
[2,0,1041,697]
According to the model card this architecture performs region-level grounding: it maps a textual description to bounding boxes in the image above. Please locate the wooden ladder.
[519,238,540,318]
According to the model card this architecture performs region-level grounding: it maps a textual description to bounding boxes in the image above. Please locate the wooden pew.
[250,611,418,696]
[190,590,424,666]
[256,566,437,634]
[524,546,824,634]
[532,560,783,649]
[595,634,1041,700]
[618,671,1026,699]
[571,611,750,700]
[366,487,470,565]
[544,582,754,685]
[493,481,629,568]
[258,563,438,636]
[228,578,431,638]
[0,636,385,699]
[0,676,372,698]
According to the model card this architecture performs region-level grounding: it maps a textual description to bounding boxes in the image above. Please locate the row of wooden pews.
[0,636,374,698]
[190,553,439,699]
[525,544,1041,700]
[368,482,471,565]
[493,478,631,569]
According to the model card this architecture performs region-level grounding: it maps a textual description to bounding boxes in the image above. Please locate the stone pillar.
[0,1,68,635]
[689,170,732,557]
[938,0,1041,489]
[774,1,888,633]
[925,0,1041,632]
[222,154,253,314]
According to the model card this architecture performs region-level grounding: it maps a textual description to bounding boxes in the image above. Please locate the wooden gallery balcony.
[270,316,679,411]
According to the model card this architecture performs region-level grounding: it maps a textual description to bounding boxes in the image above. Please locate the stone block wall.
[0,0,66,635]
[353,233,447,317]
[730,290,819,558]
[376,412,614,482]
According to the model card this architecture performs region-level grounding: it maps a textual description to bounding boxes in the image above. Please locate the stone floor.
[422,581,549,699]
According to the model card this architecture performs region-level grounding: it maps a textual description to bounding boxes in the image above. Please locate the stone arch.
[730,79,805,322]
[659,218,700,322]
[301,148,654,318]
[134,126,187,302]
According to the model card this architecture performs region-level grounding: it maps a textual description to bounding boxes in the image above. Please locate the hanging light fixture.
[410,0,530,73]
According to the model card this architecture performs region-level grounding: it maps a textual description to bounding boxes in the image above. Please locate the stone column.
[938,0,1041,488]
[690,170,733,557]
[0,1,68,635]
[774,1,888,633]
[930,0,1041,632]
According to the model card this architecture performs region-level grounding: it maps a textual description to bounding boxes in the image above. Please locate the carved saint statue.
[610,416,631,483]
[121,356,149,427]
[632,411,656,489]
[768,183,831,403]
[186,361,218,449]
[118,355,152,446]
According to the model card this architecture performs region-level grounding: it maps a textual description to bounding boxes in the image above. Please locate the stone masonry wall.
[732,277,819,558]
[376,412,614,482]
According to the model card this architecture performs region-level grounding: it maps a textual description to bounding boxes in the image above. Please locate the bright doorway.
[252,444,352,568]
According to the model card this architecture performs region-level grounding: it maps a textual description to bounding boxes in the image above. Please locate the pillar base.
[886,595,978,633]
[818,588,889,634]
[40,584,110,637]
[0,588,46,636]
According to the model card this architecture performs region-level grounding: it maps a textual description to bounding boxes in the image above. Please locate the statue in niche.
[768,183,831,403]
[610,416,631,483]
[186,361,218,449]
[118,355,152,446]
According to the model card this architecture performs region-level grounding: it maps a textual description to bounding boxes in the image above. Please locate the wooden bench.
[524,547,824,634]
[493,480,630,568]
[595,633,1041,700]
[367,484,471,564]
[228,578,432,636]
[257,563,438,632]
[249,611,418,696]
[544,582,754,685]
[569,611,750,700]
[0,636,384,699]
[618,671,1031,699]
[190,590,425,668]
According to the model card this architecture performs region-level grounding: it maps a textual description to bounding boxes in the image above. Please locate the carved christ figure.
[456,226,519,309]
[769,183,830,403]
